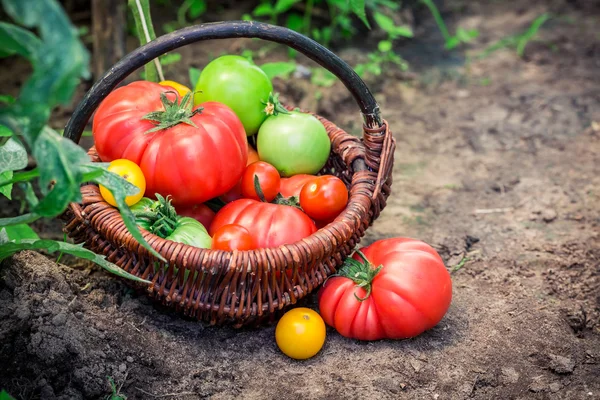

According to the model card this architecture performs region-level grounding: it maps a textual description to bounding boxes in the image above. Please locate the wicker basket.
[61,21,395,327]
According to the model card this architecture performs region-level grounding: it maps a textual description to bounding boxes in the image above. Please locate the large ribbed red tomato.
[92,81,247,206]
[209,199,316,248]
[318,238,452,341]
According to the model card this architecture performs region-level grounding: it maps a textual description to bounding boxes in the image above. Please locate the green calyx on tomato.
[334,250,383,301]
[142,91,202,133]
[193,55,273,136]
[257,92,331,177]
[130,194,212,249]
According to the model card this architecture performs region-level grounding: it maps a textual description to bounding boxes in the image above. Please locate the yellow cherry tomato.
[159,80,191,97]
[275,307,326,360]
[99,159,146,207]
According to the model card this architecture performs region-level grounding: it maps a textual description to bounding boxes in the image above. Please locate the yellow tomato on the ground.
[275,307,326,360]
[158,80,191,97]
[99,159,146,207]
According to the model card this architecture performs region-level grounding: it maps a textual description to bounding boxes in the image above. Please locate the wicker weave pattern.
[61,113,394,326]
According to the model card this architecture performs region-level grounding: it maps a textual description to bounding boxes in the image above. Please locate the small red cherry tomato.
[211,224,255,251]
[241,161,280,202]
[175,203,215,229]
[300,175,348,221]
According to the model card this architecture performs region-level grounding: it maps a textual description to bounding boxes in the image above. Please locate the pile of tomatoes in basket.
[92,54,452,360]
[93,55,349,252]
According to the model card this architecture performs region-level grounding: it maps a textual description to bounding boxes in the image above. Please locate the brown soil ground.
[1,0,600,399]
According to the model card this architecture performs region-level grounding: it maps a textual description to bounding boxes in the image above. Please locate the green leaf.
[0,213,40,227]
[188,0,207,18]
[3,224,39,242]
[0,389,16,400]
[0,137,28,174]
[160,52,181,66]
[373,11,395,33]
[392,25,414,38]
[19,181,38,208]
[445,36,461,50]
[189,67,201,88]
[349,0,370,29]
[253,3,274,17]
[311,68,337,87]
[286,13,304,32]
[0,237,151,284]
[0,125,12,137]
[0,171,12,199]
[260,62,297,79]
[87,165,166,262]
[0,21,42,60]
[32,127,89,217]
[241,13,252,21]
[274,0,300,14]
[0,95,15,105]
[516,13,551,57]
[378,40,393,53]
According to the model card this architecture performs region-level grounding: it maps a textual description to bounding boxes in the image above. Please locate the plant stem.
[421,0,452,42]
[0,168,40,188]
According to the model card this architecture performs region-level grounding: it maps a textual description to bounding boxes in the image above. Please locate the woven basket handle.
[63,21,393,195]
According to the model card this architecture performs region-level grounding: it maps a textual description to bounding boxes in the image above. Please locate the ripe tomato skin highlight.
[158,80,191,97]
[241,161,280,202]
[275,307,326,360]
[300,175,348,221]
[318,238,452,341]
[278,174,316,198]
[175,203,215,229]
[99,159,146,207]
[211,224,255,251]
[193,55,273,136]
[209,199,316,248]
[93,81,247,206]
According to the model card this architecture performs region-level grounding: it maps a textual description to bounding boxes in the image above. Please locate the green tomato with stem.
[165,216,212,249]
[193,55,273,136]
[257,94,331,177]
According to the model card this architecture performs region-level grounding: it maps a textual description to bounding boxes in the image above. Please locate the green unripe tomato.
[193,55,273,136]
[257,111,331,177]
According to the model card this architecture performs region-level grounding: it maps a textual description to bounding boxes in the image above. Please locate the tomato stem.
[253,174,267,203]
[142,90,203,133]
[272,193,303,209]
[262,92,290,116]
[335,250,383,302]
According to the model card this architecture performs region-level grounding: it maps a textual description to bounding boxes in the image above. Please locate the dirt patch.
[1,0,600,399]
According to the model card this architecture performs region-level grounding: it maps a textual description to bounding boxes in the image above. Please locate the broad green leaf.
[253,3,274,17]
[286,13,304,32]
[373,11,395,33]
[260,62,297,79]
[87,164,166,262]
[378,40,393,53]
[0,171,12,199]
[0,137,28,174]
[189,67,201,87]
[392,26,414,38]
[3,223,39,241]
[349,0,370,29]
[274,0,300,14]
[32,127,89,217]
[188,0,207,18]
[0,22,42,60]
[0,238,150,284]
[0,125,12,136]
[0,212,40,227]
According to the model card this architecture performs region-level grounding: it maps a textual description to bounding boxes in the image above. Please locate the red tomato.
[241,161,280,202]
[211,224,255,251]
[248,144,260,164]
[175,203,215,229]
[318,238,452,341]
[278,174,315,198]
[93,81,247,206]
[300,175,348,221]
[209,199,316,248]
